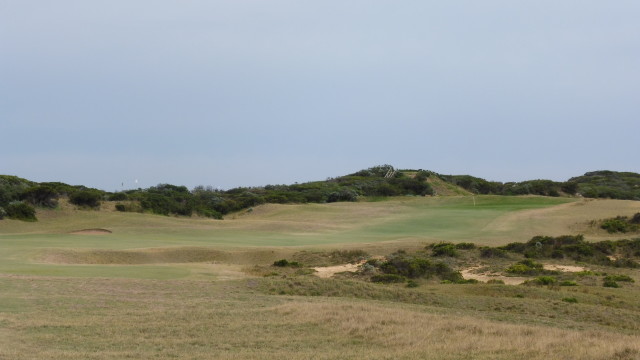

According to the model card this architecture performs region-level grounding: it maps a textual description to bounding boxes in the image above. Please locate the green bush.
[604,274,634,283]
[406,280,419,288]
[69,190,102,208]
[374,252,463,282]
[115,204,126,212]
[562,297,578,303]
[431,242,459,257]
[601,217,634,233]
[0,206,5,220]
[20,185,58,208]
[273,259,290,267]
[108,192,128,201]
[455,242,476,250]
[603,278,620,288]
[5,201,37,221]
[272,259,302,268]
[533,276,557,285]
[506,259,553,276]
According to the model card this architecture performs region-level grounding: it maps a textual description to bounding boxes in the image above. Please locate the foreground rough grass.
[1,274,640,360]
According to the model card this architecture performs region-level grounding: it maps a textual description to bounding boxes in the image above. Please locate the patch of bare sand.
[314,261,365,278]
[69,228,112,235]
[543,264,586,272]
[460,266,528,285]
[461,263,587,285]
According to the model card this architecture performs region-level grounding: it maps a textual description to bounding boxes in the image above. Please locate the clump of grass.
[506,259,557,276]
[603,278,620,288]
[562,297,578,303]
[454,242,476,250]
[559,280,578,286]
[601,216,639,233]
[532,276,557,286]
[273,259,302,268]
[406,280,419,288]
[429,242,459,257]
[604,274,634,283]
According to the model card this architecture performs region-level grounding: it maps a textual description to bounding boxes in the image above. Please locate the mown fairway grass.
[1,195,640,359]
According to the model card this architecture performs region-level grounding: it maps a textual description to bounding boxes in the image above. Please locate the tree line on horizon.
[1,166,639,221]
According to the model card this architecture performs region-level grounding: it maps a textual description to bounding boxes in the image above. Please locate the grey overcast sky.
[1,1,639,191]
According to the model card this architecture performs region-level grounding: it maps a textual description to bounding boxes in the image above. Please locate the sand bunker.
[461,267,528,285]
[461,263,588,285]
[314,261,364,278]
[69,228,113,235]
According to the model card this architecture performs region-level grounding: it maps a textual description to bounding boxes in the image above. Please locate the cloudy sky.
[2,1,639,191]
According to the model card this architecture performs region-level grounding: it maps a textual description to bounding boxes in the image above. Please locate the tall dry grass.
[276,301,640,360]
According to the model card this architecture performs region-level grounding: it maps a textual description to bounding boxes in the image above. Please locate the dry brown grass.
[275,301,640,360]
[2,273,639,360]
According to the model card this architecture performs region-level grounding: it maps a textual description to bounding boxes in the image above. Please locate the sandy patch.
[69,228,112,235]
[314,261,364,278]
[461,266,528,285]
[543,264,586,272]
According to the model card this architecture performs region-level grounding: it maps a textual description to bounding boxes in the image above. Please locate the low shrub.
[406,280,419,288]
[273,259,302,268]
[5,201,37,221]
[533,276,557,285]
[455,242,476,250]
[604,274,634,283]
[603,278,620,288]
[115,204,126,212]
[601,217,636,233]
[562,297,578,303]
[107,192,128,201]
[506,259,548,275]
[20,185,58,208]
[373,252,463,282]
[431,242,459,257]
[69,190,102,208]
